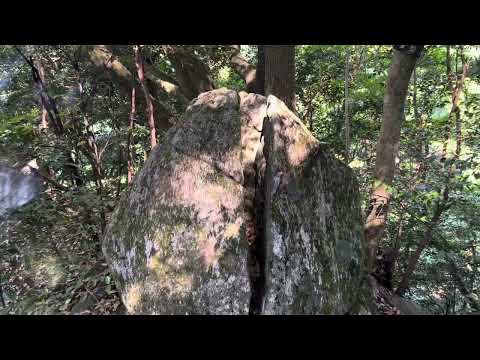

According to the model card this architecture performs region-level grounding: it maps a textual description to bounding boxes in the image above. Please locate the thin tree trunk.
[344,47,351,163]
[395,201,446,295]
[444,254,480,312]
[389,213,406,281]
[71,66,107,231]
[75,74,103,188]
[471,241,477,290]
[127,82,136,185]
[413,67,422,159]
[264,45,296,111]
[364,45,423,272]
[455,57,468,160]
[307,100,314,131]
[256,45,265,95]
[395,58,468,295]
[442,47,467,164]
[441,46,458,162]
[34,59,48,130]
[15,46,83,187]
[0,278,5,308]
[15,47,64,134]
[134,45,157,150]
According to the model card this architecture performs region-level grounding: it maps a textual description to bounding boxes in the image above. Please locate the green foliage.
[0,109,37,144]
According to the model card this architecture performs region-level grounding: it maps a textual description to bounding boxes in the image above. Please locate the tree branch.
[226,45,258,93]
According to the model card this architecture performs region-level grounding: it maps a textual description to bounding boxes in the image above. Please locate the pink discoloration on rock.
[103,89,251,314]
[169,157,242,224]
[197,229,222,269]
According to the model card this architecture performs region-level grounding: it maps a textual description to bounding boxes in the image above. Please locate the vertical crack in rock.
[248,131,267,314]
[238,92,267,315]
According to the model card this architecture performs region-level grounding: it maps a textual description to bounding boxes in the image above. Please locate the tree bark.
[127,81,136,185]
[228,45,258,93]
[134,45,157,150]
[34,59,48,130]
[413,67,422,158]
[161,45,214,100]
[264,45,296,111]
[344,47,351,163]
[256,45,265,96]
[455,58,468,160]
[15,46,83,187]
[87,45,180,132]
[364,45,423,272]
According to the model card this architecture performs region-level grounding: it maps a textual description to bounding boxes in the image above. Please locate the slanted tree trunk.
[264,45,296,111]
[87,45,182,132]
[134,45,157,150]
[395,55,468,295]
[364,45,423,272]
[395,199,447,295]
[161,45,214,100]
[445,254,480,312]
[34,59,48,130]
[228,45,258,93]
[15,46,83,187]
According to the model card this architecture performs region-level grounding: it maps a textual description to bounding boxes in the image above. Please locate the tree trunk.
[229,45,257,93]
[134,45,157,150]
[364,45,423,272]
[34,59,48,130]
[127,83,136,185]
[264,45,295,111]
[15,46,83,187]
[455,59,469,160]
[256,45,265,95]
[87,45,181,132]
[161,45,214,100]
[441,46,464,162]
[395,202,445,295]
[395,60,467,295]
[344,47,351,163]
[413,67,422,158]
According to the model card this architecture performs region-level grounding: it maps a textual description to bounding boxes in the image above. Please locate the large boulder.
[103,89,371,314]
[103,89,257,314]
[259,96,369,314]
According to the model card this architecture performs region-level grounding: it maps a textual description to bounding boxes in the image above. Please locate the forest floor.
[0,193,428,315]
[0,190,124,315]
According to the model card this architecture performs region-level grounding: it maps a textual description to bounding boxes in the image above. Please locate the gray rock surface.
[103,89,371,314]
[260,96,368,314]
[103,89,252,314]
